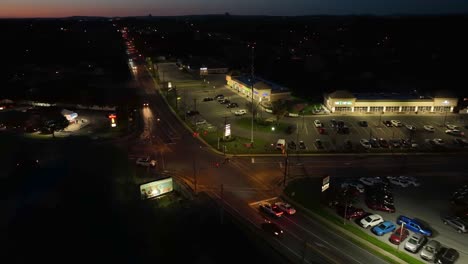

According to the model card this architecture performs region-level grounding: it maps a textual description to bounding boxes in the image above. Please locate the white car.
[445,129,464,136]
[405,124,416,131]
[314,120,323,128]
[274,202,296,215]
[431,138,445,146]
[136,157,156,167]
[359,177,375,186]
[234,109,247,116]
[391,120,402,127]
[341,182,365,193]
[404,233,426,253]
[359,214,384,228]
[360,139,371,149]
[423,125,435,132]
[389,178,410,188]
[399,176,421,187]
[446,124,459,130]
[195,119,207,126]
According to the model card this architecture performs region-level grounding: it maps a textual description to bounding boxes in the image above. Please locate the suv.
[441,216,467,233]
[420,240,441,262]
[259,203,283,218]
[383,120,393,127]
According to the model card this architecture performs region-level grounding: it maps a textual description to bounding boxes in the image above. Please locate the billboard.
[140,177,173,200]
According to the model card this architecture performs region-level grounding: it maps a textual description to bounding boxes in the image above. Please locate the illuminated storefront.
[226,74,290,103]
[324,90,458,113]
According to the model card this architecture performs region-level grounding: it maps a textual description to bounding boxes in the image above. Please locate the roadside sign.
[322,175,330,192]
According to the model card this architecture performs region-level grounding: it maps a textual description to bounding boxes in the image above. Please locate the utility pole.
[443,110,448,126]
[250,44,255,147]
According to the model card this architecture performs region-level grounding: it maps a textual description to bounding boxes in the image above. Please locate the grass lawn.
[234,117,291,134]
[284,178,425,264]
[199,130,280,155]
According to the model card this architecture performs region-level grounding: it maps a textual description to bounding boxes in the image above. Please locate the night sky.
[2,0,468,18]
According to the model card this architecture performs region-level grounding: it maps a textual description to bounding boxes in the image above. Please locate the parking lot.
[334,175,468,263]
[157,62,468,154]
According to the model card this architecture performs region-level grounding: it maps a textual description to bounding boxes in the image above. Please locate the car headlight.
[274,232,278,235]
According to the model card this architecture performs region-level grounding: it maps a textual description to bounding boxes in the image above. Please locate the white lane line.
[305,123,309,135]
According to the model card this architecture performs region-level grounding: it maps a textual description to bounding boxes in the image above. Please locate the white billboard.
[140,177,173,200]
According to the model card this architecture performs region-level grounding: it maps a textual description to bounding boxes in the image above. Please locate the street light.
[271,126,275,131]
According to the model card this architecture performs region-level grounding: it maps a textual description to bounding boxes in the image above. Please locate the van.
[276,139,286,150]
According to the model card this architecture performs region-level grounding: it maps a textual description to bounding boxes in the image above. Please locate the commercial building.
[178,56,229,75]
[225,74,291,103]
[324,90,458,113]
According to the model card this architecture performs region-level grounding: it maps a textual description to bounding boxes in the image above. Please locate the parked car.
[397,215,432,236]
[259,203,283,218]
[446,124,459,130]
[430,138,445,146]
[389,226,410,245]
[420,240,442,262]
[227,102,239,108]
[441,215,467,233]
[186,110,200,116]
[372,221,396,236]
[136,157,156,167]
[299,141,306,150]
[398,176,421,187]
[365,198,396,213]
[360,139,371,149]
[274,202,296,215]
[202,97,214,102]
[435,248,459,264]
[369,137,380,148]
[288,141,297,150]
[391,120,403,127]
[405,124,416,131]
[234,109,247,116]
[336,205,366,219]
[214,94,224,99]
[341,182,365,193]
[315,139,324,149]
[261,221,283,237]
[314,120,323,128]
[389,139,401,148]
[445,129,464,137]
[219,99,230,104]
[359,214,384,228]
[383,120,393,127]
[358,120,368,127]
[359,177,376,186]
[378,138,389,148]
[389,178,410,187]
[453,138,468,146]
[424,125,435,132]
[404,233,426,253]
[330,119,337,128]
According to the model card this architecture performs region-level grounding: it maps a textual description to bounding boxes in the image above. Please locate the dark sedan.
[261,222,284,237]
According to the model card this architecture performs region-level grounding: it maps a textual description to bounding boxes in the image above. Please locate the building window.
[401,106,416,112]
[369,106,384,112]
[418,106,431,112]
[433,106,451,112]
[386,106,399,112]
[354,107,368,112]
[335,107,352,112]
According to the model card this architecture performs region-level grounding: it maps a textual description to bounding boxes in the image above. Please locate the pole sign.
[321,175,330,192]
[224,124,231,138]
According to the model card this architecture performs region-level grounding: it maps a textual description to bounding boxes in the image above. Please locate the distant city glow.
[1,0,468,18]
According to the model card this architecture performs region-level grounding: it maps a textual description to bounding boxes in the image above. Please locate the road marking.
[304,123,309,135]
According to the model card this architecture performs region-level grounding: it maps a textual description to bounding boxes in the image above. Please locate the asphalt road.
[126,62,396,264]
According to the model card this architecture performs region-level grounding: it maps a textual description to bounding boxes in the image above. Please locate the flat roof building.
[324,90,458,113]
[226,74,291,103]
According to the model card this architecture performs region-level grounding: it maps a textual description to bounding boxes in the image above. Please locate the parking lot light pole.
[397,222,405,251]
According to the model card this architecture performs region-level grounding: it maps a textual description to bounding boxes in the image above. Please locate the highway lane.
[132,63,393,263]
